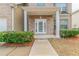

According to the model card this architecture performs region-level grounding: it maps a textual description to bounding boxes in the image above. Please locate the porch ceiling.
[22,6,58,15]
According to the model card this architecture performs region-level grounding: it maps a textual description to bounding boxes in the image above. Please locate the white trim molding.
[12,7,15,31]
[24,10,28,31]
[35,19,47,34]
[56,10,60,38]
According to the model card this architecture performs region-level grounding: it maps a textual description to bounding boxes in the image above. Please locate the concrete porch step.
[34,35,56,38]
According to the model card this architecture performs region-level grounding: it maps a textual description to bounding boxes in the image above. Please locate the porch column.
[56,10,60,38]
[12,7,15,31]
[24,10,28,31]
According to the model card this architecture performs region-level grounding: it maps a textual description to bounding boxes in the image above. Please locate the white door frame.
[35,19,47,34]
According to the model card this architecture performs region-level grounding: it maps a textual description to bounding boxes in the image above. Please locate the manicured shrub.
[0,31,34,43]
[60,29,79,38]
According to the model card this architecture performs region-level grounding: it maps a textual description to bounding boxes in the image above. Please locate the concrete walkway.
[0,47,16,56]
[0,46,31,56]
[8,47,30,56]
[0,42,31,56]
[29,39,58,56]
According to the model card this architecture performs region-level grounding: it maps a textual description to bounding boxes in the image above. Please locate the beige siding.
[0,4,12,31]
[67,3,72,29]
[0,4,24,31]
[14,6,24,31]
[72,11,79,28]
[0,3,72,34]
[67,3,72,14]
[28,3,54,7]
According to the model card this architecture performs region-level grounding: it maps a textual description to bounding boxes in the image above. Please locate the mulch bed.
[73,37,79,40]
[49,37,79,56]
[66,37,79,40]
[1,40,35,47]
[61,36,79,40]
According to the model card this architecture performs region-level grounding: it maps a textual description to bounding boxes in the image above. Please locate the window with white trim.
[0,19,7,31]
[36,3,45,6]
[56,3,67,12]
[60,19,68,29]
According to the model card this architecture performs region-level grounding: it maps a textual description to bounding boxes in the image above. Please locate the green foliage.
[60,29,79,38]
[0,31,34,43]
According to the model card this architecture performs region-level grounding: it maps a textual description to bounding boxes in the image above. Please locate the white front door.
[35,19,46,34]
